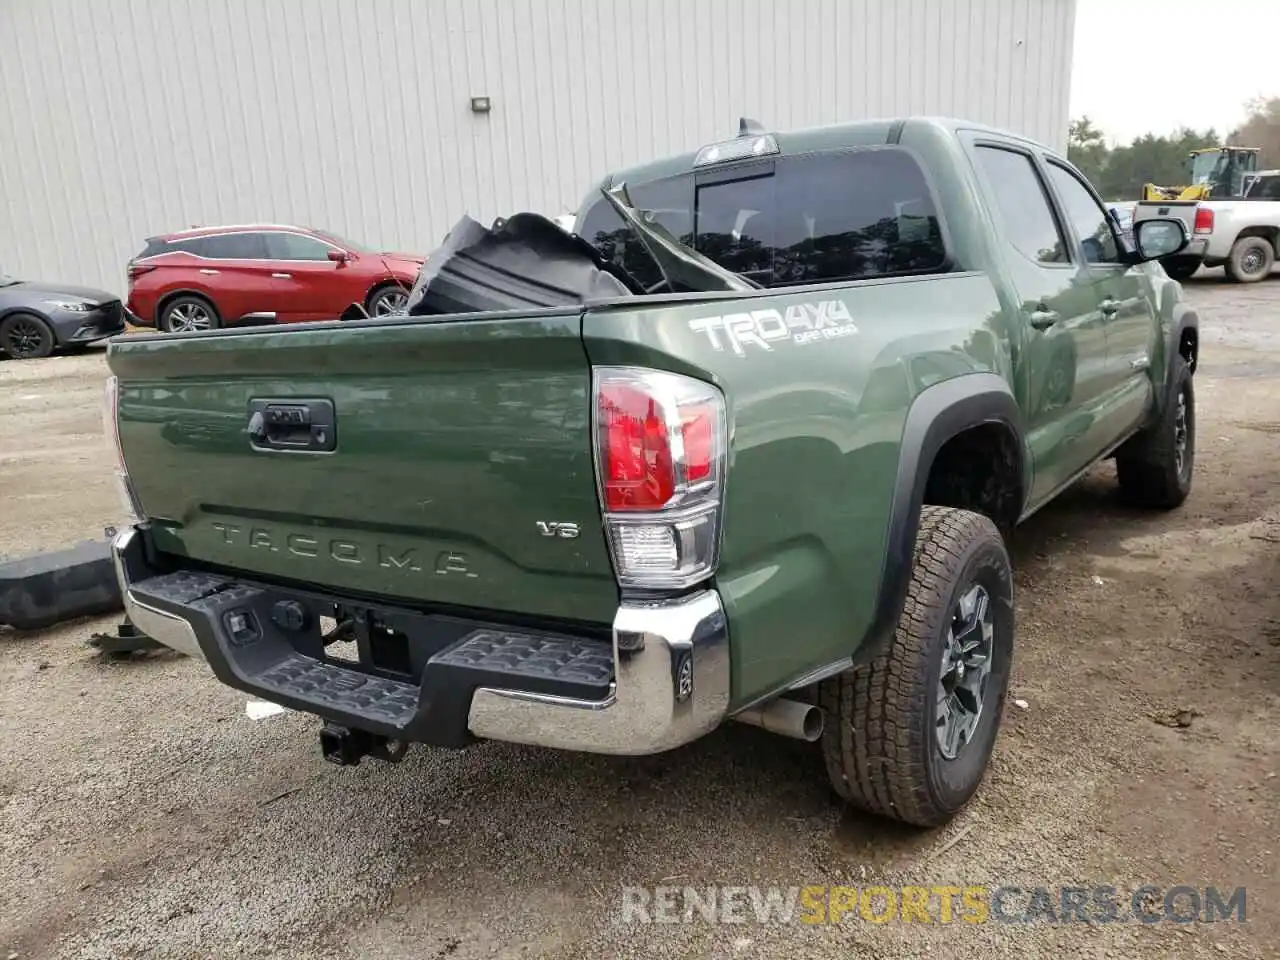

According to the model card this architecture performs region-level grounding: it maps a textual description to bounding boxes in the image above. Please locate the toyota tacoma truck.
[103,117,1199,828]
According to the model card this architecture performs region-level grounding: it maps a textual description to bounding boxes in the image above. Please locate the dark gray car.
[0,272,127,359]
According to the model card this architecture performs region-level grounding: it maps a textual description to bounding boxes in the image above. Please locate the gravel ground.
[2,274,1278,959]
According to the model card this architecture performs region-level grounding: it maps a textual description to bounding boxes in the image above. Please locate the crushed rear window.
[577,146,949,290]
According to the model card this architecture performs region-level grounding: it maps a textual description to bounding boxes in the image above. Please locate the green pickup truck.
[104,117,1199,827]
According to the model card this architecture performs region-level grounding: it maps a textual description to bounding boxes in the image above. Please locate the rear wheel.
[1224,236,1275,283]
[819,506,1014,827]
[0,312,55,359]
[160,295,220,332]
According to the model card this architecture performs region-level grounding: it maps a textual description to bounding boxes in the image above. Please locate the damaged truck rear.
[105,117,1199,827]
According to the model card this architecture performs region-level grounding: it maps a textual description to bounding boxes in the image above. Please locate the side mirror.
[1132,217,1189,263]
[327,249,350,264]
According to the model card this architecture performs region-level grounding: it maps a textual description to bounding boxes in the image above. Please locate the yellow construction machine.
[1141,145,1261,201]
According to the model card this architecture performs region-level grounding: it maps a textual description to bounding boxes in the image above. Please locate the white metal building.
[0,0,1077,296]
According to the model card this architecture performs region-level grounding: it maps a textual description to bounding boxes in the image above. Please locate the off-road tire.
[1224,236,1275,283]
[1115,355,1194,509]
[819,506,1014,828]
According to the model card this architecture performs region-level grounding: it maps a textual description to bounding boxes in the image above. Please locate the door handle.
[198,268,219,275]
[1029,308,1060,330]
[1100,298,1120,317]
[271,272,292,279]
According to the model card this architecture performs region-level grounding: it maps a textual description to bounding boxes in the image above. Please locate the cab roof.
[599,115,1055,189]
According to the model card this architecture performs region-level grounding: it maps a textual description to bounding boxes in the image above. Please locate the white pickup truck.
[1132,170,1280,282]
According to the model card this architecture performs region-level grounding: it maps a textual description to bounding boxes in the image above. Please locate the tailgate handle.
[247,399,336,453]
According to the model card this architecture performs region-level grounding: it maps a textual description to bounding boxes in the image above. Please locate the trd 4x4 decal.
[688,299,857,355]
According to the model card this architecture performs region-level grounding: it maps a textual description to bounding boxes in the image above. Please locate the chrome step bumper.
[111,526,730,756]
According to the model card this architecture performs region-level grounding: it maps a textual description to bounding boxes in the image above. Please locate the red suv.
[126,225,426,331]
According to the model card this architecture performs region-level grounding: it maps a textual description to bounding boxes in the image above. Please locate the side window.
[195,232,269,259]
[1255,176,1280,200]
[267,233,335,261]
[1045,162,1121,264]
[974,146,1069,265]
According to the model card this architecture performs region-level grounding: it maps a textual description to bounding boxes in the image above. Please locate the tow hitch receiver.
[319,722,410,767]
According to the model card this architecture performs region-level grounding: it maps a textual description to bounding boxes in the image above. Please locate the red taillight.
[593,368,727,589]
[600,381,676,511]
[127,263,156,281]
[1194,206,1214,234]
[681,405,715,484]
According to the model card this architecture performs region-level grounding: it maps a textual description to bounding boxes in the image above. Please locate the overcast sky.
[1070,0,1279,144]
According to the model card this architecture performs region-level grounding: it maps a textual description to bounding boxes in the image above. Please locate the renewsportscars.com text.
[619,884,1247,926]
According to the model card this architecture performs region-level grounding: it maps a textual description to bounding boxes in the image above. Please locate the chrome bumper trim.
[111,528,205,660]
[112,525,731,755]
[467,590,731,755]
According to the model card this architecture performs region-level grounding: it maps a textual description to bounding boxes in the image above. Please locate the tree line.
[1069,97,1280,200]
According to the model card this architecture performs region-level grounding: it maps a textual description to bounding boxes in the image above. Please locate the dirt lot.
[2,276,1278,960]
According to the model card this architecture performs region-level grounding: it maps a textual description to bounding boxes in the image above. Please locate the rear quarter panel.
[1203,200,1280,259]
[583,273,1009,708]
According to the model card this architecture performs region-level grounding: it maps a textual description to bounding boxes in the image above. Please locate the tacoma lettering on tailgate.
[209,522,478,579]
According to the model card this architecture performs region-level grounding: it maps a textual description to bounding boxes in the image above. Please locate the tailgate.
[1133,199,1199,233]
[107,312,619,624]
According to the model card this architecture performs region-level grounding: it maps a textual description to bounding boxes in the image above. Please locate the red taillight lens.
[1194,206,1214,234]
[593,368,727,589]
[600,381,676,511]
[127,263,156,281]
[681,405,715,484]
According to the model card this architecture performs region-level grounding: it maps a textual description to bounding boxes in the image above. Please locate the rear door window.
[577,146,949,290]
[973,147,1070,265]
[192,232,269,259]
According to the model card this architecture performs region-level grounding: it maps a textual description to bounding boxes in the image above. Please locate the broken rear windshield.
[577,146,949,291]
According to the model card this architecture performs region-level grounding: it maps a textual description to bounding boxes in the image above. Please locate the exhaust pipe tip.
[798,703,823,741]
[732,698,824,742]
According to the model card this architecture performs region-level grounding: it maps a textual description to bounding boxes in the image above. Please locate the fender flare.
[854,372,1025,664]
[1148,303,1199,423]
[1171,307,1199,373]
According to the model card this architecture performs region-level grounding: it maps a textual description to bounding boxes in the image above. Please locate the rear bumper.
[1182,237,1209,259]
[111,526,730,755]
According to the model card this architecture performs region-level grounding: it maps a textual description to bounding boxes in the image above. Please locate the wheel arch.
[1157,303,1199,409]
[363,278,412,312]
[854,373,1025,666]
[1233,224,1280,251]
[155,289,220,323]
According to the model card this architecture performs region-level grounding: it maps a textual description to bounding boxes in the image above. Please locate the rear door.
[1043,160,1156,442]
[191,232,280,323]
[968,141,1111,505]
[262,232,352,322]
